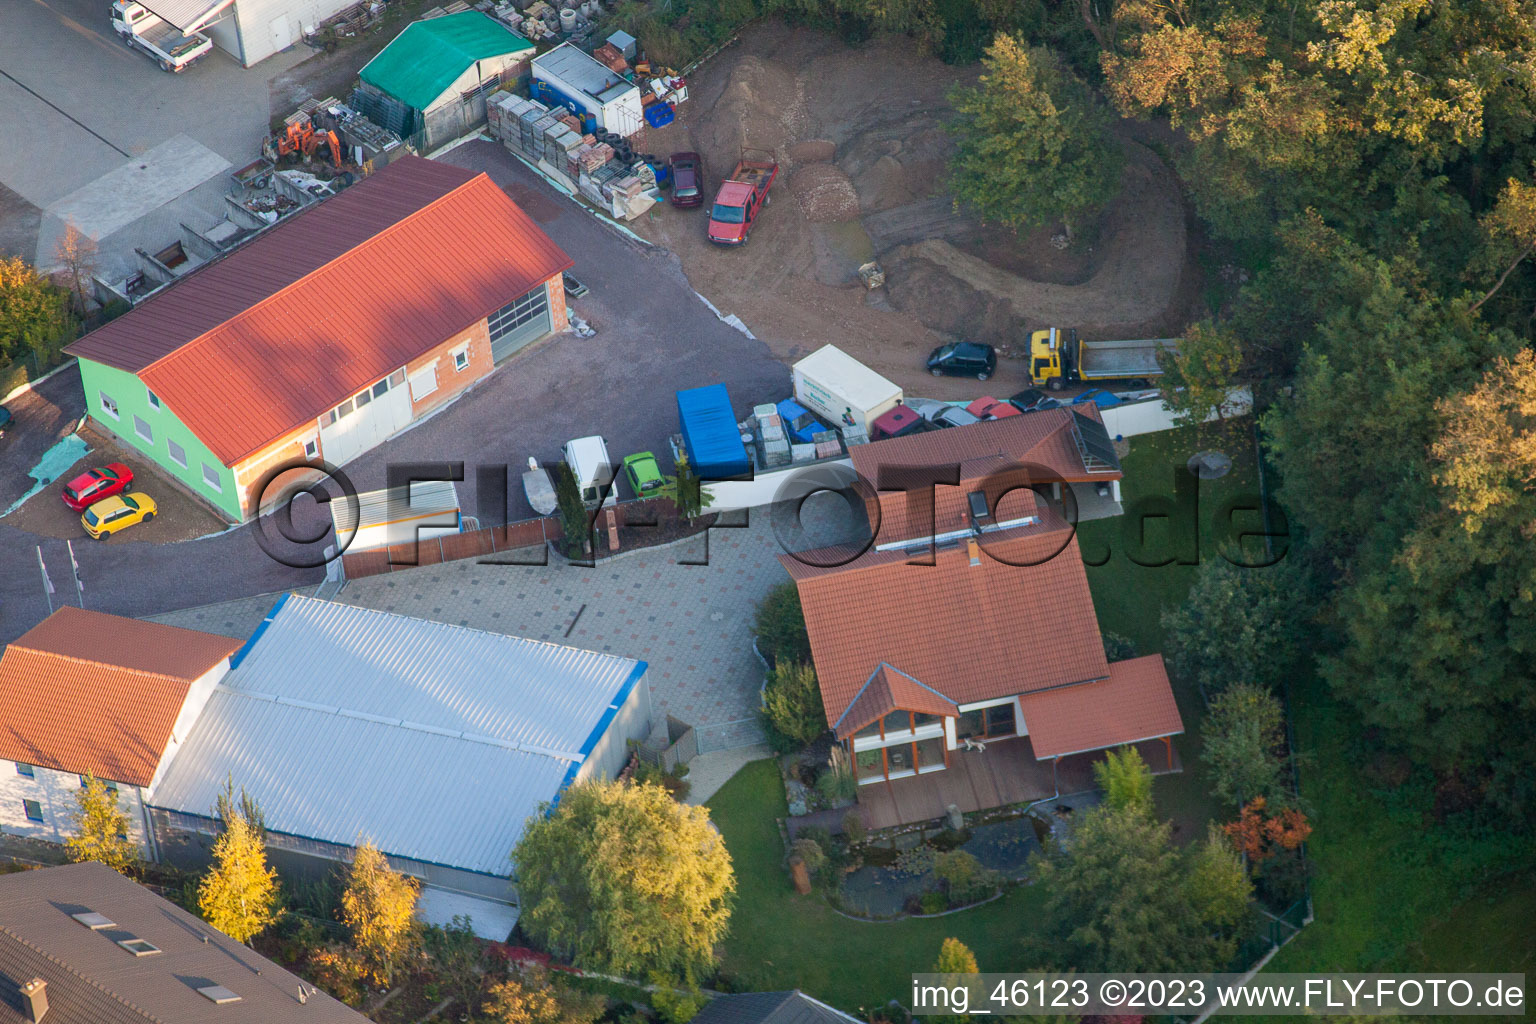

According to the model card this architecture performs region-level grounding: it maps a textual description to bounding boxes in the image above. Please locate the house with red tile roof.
[0,607,240,855]
[65,155,573,521]
[779,410,1183,828]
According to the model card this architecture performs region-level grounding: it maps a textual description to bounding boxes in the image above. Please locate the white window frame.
[304,438,319,459]
[452,343,470,372]
[167,438,188,468]
[146,387,161,411]
[133,414,153,444]
[409,365,439,401]
[100,391,119,420]
[201,463,223,493]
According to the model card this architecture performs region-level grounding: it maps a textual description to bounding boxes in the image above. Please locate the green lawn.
[1267,669,1536,975]
[708,759,1049,1012]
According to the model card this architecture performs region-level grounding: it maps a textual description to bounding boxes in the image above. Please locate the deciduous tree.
[948,36,1123,240]
[1201,683,1287,809]
[513,779,734,981]
[65,774,136,873]
[935,936,980,974]
[51,221,98,318]
[1092,745,1153,815]
[197,813,282,944]
[481,968,603,1024]
[1160,560,1310,697]
[1031,803,1238,971]
[0,256,74,366]
[340,840,420,986]
[1159,320,1243,426]
[1185,823,1253,929]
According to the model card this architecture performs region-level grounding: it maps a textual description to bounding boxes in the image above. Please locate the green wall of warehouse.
[75,359,241,521]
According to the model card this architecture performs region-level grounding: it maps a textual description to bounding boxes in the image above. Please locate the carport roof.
[1017,655,1185,759]
[361,12,534,111]
[136,0,234,32]
[65,156,572,465]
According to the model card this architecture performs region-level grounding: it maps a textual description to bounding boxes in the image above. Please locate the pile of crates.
[487,90,660,220]
[751,404,792,468]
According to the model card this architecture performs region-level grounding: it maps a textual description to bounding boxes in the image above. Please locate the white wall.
[575,671,653,785]
[146,660,231,797]
[232,0,356,65]
[1099,386,1254,439]
[423,54,534,116]
[704,458,854,512]
[0,761,152,854]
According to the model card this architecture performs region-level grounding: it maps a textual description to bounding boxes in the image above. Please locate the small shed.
[531,42,644,137]
[331,480,462,554]
[355,11,534,149]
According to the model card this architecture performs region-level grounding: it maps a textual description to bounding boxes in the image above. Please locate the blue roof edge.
[549,658,648,810]
[228,592,292,670]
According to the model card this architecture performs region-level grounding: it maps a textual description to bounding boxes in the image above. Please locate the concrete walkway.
[685,744,772,805]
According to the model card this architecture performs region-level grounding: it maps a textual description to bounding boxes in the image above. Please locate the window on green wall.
[167,439,187,468]
[146,388,161,410]
[100,392,119,419]
[201,463,222,492]
[133,415,152,443]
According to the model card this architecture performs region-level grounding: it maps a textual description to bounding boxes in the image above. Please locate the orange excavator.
[265,110,342,168]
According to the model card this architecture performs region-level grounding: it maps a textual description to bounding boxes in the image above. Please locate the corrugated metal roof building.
[148,594,649,936]
[64,156,573,522]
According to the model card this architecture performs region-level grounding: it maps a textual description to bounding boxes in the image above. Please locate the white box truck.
[792,344,903,434]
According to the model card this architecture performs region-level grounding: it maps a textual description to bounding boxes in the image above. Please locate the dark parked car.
[1008,388,1060,412]
[0,404,11,438]
[669,152,704,208]
[927,342,996,381]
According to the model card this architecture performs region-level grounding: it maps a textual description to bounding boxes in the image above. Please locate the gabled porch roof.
[832,663,961,740]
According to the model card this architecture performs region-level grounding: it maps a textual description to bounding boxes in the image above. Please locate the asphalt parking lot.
[0,0,308,271]
[0,140,796,643]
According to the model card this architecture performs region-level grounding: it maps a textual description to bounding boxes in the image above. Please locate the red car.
[669,152,704,208]
[61,463,134,512]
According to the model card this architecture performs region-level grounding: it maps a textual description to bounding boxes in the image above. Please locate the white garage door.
[318,369,411,467]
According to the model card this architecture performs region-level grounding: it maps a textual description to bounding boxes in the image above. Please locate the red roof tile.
[833,664,961,739]
[1018,655,1184,759]
[66,156,573,465]
[0,608,239,786]
[783,522,1110,729]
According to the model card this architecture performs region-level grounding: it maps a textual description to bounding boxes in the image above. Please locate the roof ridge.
[0,923,166,1024]
[139,167,485,378]
[5,645,203,686]
[879,661,959,705]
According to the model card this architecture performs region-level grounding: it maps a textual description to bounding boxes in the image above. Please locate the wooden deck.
[853,735,1181,831]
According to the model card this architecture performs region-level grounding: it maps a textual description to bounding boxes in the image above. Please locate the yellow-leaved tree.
[66,774,136,873]
[197,813,281,944]
[341,840,421,986]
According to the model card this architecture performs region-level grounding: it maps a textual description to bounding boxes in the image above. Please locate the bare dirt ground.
[3,422,229,544]
[630,22,1199,400]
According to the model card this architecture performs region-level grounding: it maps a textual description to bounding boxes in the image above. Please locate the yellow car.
[81,492,158,540]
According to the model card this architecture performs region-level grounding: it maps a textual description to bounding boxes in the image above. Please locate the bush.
[1093,745,1154,814]
[935,850,997,903]
[919,890,948,914]
[308,944,370,1006]
[753,582,811,668]
[761,661,825,752]
[1102,631,1138,661]
[815,766,856,805]
[842,811,867,844]
[790,838,826,876]
[1202,682,1288,808]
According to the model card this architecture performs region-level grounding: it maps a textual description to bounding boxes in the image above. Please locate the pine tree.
[341,841,421,986]
[197,814,281,944]
[65,774,136,873]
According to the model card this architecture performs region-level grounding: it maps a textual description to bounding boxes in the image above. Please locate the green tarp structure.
[359,11,533,112]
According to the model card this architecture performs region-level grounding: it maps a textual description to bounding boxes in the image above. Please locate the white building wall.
[574,672,652,785]
[231,0,356,65]
[0,761,152,854]
[422,54,534,117]
[146,660,231,797]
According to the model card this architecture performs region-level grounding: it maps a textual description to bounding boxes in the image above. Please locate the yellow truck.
[1028,327,1180,390]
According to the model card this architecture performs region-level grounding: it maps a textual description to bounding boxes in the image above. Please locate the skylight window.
[71,911,115,930]
[117,938,161,956]
[197,984,242,1004]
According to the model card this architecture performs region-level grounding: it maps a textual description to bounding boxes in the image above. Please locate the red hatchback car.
[61,463,134,512]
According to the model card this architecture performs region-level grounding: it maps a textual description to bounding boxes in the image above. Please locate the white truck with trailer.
[111,1,214,72]
[791,344,903,435]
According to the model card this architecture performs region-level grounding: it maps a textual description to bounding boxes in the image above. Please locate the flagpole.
[35,547,53,615]
[67,539,84,609]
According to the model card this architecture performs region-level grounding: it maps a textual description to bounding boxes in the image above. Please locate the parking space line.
[0,68,129,158]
